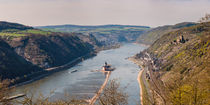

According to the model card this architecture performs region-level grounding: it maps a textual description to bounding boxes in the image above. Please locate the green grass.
[21,29,52,35]
[0,29,52,37]
[39,26,148,34]
[0,32,26,37]
[98,31,111,34]
[175,51,185,59]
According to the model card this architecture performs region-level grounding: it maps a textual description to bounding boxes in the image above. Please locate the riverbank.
[13,52,96,87]
[128,57,150,105]
[131,51,167,105]
[138,69,144,105]
[133,42,150,47]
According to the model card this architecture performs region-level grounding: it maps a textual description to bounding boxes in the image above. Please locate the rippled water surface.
[14,43,146,104]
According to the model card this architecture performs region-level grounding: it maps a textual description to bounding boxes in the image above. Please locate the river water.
[14,43,146,104]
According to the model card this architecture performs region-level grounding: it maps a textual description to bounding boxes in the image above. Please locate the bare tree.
[199,14,210,23]
[1,79,128,105]
[0,79,10,104]
[15,91,87,105]
[98,79,128,105]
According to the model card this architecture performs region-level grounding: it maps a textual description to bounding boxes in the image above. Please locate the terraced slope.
[135,22,210,104]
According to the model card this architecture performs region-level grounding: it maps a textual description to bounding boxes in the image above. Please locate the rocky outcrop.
[75,33,102,50]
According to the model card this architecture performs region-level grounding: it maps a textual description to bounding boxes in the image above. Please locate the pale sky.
[0,0,209,27]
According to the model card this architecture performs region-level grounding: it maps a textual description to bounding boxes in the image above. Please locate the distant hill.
[135,22,210,104]
[137,22,196,45]
[37,24,150,45]
[38,24,150,29]
[0,21,33,31]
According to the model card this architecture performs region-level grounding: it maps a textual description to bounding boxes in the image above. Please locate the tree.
[169,78,209,105]
[0,79,128,105]
[199,14,210,23]
[98,79,128,105]
[0,79,10,104]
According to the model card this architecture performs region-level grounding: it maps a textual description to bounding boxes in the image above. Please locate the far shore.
[133,42,150,47]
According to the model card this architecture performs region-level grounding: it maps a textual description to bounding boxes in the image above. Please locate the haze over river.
[14,43,146,104]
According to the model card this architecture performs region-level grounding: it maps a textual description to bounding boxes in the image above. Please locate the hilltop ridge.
[0,21,33,31]
[137,22,196,45]
[38,24,150,45]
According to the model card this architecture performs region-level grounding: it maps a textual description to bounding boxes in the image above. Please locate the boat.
[71,70,78,73]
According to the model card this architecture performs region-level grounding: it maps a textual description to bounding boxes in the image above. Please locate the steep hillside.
[0,22,99,82]
[137,22,196,45]
[74,33,102,50]
[135,22,210,104]
[38,24,150,44]
[2,33,93,69]
[0,39,42,80]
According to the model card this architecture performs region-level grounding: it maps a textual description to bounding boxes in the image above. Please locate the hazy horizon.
[0,0,210,27]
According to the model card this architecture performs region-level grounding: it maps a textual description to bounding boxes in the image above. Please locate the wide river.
[14,43,146,104]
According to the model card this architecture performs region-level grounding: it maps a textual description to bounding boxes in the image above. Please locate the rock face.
[3,33,94,69]
[0,39,42,80]
[75,33,102,50]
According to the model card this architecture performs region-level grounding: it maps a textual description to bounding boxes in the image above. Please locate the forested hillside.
[135,22,210,105]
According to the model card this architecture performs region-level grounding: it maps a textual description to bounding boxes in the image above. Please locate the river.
[13,43,146,104]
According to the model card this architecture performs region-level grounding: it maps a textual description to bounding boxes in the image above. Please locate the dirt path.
[137,69,144,105]
[88,71,111,105]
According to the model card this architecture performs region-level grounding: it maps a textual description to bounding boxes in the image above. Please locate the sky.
[0,0,210,27]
